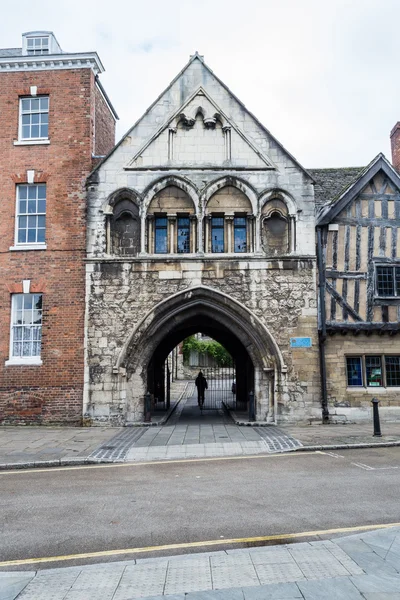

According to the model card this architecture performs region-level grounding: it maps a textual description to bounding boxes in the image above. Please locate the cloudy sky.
[2,0,399,168]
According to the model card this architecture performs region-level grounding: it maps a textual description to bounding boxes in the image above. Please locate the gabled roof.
[308,166,364,207]
[88,52,314,181]
[317,153,400,225]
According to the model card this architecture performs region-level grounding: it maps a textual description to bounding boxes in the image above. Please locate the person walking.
[195,370,208,410]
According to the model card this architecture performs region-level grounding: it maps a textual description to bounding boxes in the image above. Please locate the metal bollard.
[144,391,152,423]
[249,390,255,422]
[371,397,382,437]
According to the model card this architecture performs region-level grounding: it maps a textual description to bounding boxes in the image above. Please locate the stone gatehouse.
[85,52,321,425]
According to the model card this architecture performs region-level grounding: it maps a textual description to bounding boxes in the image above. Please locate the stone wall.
[85,258,321,424]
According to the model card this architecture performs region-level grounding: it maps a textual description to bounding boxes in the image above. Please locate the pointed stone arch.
[259,188,297,216]
[201,176,258,215]
[142,175,200,215]
[116,285,285,373]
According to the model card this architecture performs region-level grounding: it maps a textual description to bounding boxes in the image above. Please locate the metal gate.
[200,363,236,410]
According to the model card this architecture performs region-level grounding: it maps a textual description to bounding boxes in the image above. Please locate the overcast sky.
[3,0,399,168]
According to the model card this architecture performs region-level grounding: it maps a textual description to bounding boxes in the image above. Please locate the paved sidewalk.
[1,379,400,469]
[2,527,400,599]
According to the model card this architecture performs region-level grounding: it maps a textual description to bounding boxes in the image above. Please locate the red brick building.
[0,31,117,424]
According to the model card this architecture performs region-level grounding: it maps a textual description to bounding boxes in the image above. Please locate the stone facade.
[85,54,321,425]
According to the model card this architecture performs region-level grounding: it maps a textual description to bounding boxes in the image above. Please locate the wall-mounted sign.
[290,337,312,348]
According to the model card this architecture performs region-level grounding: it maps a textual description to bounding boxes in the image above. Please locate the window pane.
[40,97,49,110]
[37,185,46,199]
[37,228,45,243]
[376,266,394,296]
[27,228,36,243]
[38,200,46,213]
[31,113,39,124]
[18,228,26,244]
[177,217,190,253]
[21,99,30,111]
[22,125,30,139]
[234,217,247,253]
[40,123,48,138]
[28,200,37,213]
[346,357,363,386]
[366,356,382,386]
[31,98,40,111]
[155,217,167,253]
[31,125,39,138]
[385,356,400,386]
[18,186,28,200]
[211,217,224,253]
[396,268,400,296]
[19,200,27,213]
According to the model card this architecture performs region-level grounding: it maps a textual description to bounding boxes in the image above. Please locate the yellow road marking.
[1,522,399,567]
[0,451,318,474]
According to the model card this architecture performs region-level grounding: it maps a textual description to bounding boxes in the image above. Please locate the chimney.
[390,122,400,172]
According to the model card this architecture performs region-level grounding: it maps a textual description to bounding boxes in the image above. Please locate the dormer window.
[26,36,49,55]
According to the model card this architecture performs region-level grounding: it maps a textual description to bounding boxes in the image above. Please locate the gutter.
[317,227,330,423]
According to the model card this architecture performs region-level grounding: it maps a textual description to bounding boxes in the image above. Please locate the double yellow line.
[1,522,399,567]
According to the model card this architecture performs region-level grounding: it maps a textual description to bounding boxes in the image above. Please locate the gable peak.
[189,51,204,63]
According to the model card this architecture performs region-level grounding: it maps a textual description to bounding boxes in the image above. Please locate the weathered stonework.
[85,53,321,425]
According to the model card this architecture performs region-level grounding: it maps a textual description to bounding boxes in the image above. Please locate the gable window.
[177,216,190,253]
[16,184,46,245]
[346,355,400,388]
[10,294,42,360]
[211,217,224,253]
[376,265,400,297]
[20,96,49,140]
[26,36,49,55]
[234,216,247,253]
[154,216,168,254]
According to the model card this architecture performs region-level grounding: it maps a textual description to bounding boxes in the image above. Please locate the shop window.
[365,356,382,387]
[346,357,363,386]
[346,355,400,388]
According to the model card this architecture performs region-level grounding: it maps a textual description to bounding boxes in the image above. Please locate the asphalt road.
[1,447,400,569]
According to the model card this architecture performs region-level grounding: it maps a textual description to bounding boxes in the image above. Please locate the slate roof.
[308,166,365,207]
[0,48,22,57]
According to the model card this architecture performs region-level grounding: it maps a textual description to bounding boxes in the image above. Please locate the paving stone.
[345,551,398,575]
[242,583,303,598]
[0,573,35,600]
[297,576,364,599]
[211,565,259,590]
[250,549,296,565]
[254,563,304,585]
[186,588,244,599]
[350,571,400,594]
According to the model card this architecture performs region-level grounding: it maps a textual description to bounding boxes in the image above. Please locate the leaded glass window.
[155,216,168,253]
[234,216,247,253]
[366,356,382,387]
[177,217,190,253]
[211,217,224,253]
[346,357,363,386]
[385,356,400,387]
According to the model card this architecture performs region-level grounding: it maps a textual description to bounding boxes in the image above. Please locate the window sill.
[13,139,50,146]
[9,244,47,251]
[346,386,387,393]
[5,357,42,367]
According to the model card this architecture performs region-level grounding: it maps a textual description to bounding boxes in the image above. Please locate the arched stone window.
[261,198,289,256]
[147,185,196,254]
[204,186,254,253]
[110,198,140,256]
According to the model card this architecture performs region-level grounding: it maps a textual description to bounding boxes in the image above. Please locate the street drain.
[100,446,115,450]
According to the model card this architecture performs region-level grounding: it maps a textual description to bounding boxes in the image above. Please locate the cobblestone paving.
[254,426,303,451]
[89,427,147,461]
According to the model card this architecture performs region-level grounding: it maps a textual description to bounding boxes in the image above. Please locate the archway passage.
[120,286,281,424]
[148,320,254,422]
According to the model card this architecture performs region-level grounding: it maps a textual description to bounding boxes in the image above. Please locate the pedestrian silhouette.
[195,370,208,409]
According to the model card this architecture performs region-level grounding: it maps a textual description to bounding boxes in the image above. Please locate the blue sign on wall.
[290,337,312,348]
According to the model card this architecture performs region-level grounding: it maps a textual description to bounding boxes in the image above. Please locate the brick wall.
[94,83,116,157]
[0,68,115,424]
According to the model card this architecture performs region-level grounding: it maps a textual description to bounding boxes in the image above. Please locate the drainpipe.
[317,227,330,423]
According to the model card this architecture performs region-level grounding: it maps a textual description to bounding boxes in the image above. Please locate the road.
[1,447,400,568]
